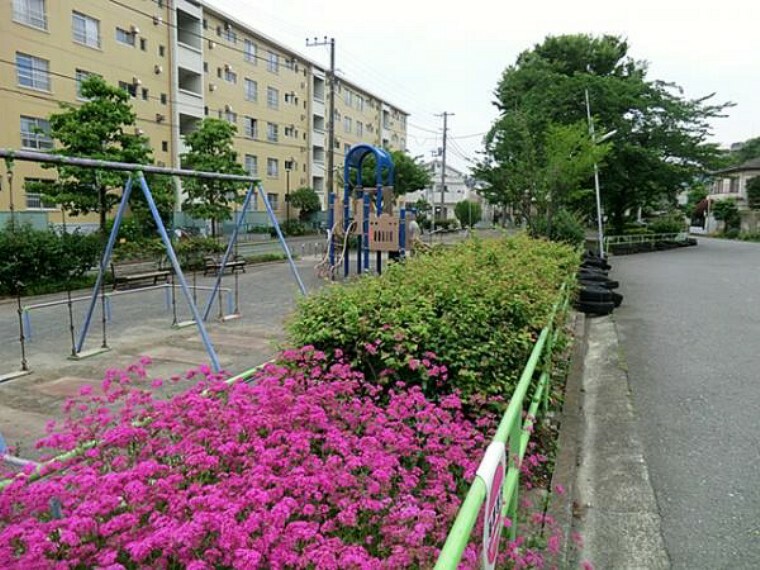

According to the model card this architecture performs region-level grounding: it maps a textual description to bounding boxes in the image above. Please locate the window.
[267,159,279,178]
[284,125,295,138]
[16,53,50,91]
[72,12,100,48]
[344,89,353,106]
[284,58,295,71]
[267,122,278,142]
[356,121,363,137]
[75,69,94,100]
[267,51,279,73]
[224,68,237,84]
[160,93,167,104]
[244,78,257,101]
[13,0,47,30]
[159,45,166,57]
[141,88,149,100]
[162,141,168,152]
[25,180,56,209]
[344,143,351,155]
[244,39,256,64]
[267,87,279,110]
[244,117,258,139]
[115,27,135,46]
[140,38,147,51]
[344,116,352,133]
[118,81,137,97]
[244,154,258,176]
[224,110,237,124]
[266,192,279,208]
[20,116,53,150]
[356,95,364,112]
[284,92,298,105]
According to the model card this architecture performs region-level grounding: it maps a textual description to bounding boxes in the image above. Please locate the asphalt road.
[613,237,760,568]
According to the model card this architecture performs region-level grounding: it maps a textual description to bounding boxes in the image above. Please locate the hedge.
[288,235,578,404]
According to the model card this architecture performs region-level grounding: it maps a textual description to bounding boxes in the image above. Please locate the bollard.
[22,309,32,341]
[100,274,108,349]
[218,286,224,321]
[171,274,178,326]
[301,243,305,257]
[234,270,240,315]
[16,291,29,372]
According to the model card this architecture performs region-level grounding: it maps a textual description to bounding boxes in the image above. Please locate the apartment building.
[0,0,408,229]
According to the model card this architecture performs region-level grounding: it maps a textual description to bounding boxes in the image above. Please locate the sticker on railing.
[476,441,506,570]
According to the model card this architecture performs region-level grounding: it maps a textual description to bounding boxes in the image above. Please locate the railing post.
[507,417,520,541]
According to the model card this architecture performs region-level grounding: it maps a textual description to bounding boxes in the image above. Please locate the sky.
[210,0,760,174]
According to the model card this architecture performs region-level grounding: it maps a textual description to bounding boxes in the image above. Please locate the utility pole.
[585,89,605,259]
[306,37,336,200]
[434,112,454,230]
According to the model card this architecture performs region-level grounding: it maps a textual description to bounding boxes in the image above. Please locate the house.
[403,160,469,222]
[706,157,760,232]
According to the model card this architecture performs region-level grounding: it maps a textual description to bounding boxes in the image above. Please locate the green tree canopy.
[355,150,432,197]
[454,200,483,228]
[287,186,321,221]
[712,198,740,231]
[180,118,246,237]
[731,137,760,164]
[35,75,153,235]
[479,34,732,233]
[746,177,760,210]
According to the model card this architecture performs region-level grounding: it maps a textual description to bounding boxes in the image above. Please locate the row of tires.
[609,237,697,256]
[575,251,623,316]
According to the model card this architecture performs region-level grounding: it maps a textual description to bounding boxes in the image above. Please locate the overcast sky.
[211,0,760,173]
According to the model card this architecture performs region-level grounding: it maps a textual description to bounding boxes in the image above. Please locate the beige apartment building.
[0,0,408,230]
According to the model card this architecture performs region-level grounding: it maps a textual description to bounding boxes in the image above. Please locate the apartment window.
[244,39,257,64]
[118,81,137,98]
[267,122,278,142]
[25,180,55,209]
[13,0,47,30]
[115,27,136,46]
[356,95,364,112]
[141,88,149,100]
[72,12,100,48]
[160,93,167,104]
[159,45,165,57]
[161,141,168,152]
[267,51,279,73]
[266,192,279,208]
[344,143,351,155]
[284,58,295,71]
[20,116,53,150]
[222,26,236,43]
[16,53,50,91]
[244,117,258,139]
[224,68,237,84]
[356,121,363,137]
[344,116,352,134]
[203,62,208,73]
[267,87,279,110]
[244,154,258,176]
[244,78,257,101]
[224,110,237,125]
[140,38,147,51]
[75,69,94,100]
[284,92,298,105]
[284,125,295,138]
[344,90,353,106]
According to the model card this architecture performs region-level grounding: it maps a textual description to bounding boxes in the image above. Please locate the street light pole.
[585,89,605,258]
[285,159,292,224]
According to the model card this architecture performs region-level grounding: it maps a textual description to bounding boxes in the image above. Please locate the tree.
[746,177,760,210]
[712,198,740,232]
[180,119,246,238]
[479,34,731,234]
[454,200,483,228]
[288,187,321,221]
[731,137,760,164]
[38,76,153,235]
[357,150,432,197]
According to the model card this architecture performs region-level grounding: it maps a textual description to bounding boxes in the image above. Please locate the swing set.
[0,148,306,374]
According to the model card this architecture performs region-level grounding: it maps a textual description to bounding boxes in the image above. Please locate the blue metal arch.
[344,143,395,189]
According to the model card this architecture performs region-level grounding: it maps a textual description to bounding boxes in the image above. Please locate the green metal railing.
[604,232,689,255]
[434,284,570,569]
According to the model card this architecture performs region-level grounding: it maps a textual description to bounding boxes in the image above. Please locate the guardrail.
[434,284,570,569]
[603,232,689,255]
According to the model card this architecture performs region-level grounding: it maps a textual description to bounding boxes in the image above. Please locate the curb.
[546,311,588,566]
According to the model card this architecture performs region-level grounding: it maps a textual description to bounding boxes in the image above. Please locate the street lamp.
[585,89,617,259]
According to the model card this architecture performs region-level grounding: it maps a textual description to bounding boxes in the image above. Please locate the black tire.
[579,286,613,302]
[575,299,615,315]
[578,271,609,282]
[579,278,620,290]
[580,265,609,276]
[610,290,624,307]
[686,238,698,246]
[581,258,611,270]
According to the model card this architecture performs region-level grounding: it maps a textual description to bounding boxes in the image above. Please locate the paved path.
[613,237,760,568]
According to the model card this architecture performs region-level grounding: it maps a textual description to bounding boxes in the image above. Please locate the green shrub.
[739,231,760,242]
[622,226,654,236]
[0,224,100,295]
[648,212,685,234]
[724,228,740,239]
[532,210,585,246]
[288,235,577,405]
[281,219,306,236]
[435,219,459,231]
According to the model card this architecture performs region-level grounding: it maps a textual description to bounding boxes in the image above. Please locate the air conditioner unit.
[208,40,216,49]
[132,76,142,85]
[130,25,141,35]
[154,64,163,74]
[155,113,166,123]
[153,15,163,26]
[209,83,217,92]
[224,104,233,112]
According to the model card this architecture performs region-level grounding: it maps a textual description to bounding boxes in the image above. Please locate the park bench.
[111,258,170,290]
[203,255,247,276]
